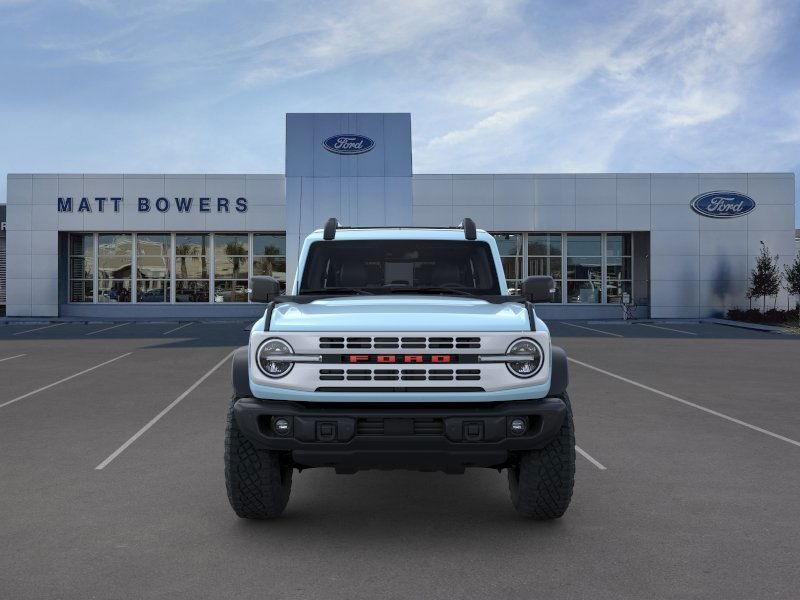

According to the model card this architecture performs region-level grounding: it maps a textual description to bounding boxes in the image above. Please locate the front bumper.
[233,397,567,473]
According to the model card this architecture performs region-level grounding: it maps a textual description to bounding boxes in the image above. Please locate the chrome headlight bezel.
[257,338,294,378]
[505,338,544,378]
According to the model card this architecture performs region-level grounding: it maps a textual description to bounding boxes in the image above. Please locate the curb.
[702,318,796,334]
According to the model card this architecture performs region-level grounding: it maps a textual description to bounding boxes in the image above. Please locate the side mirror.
[250,276,281,303]
[522,276,556,303]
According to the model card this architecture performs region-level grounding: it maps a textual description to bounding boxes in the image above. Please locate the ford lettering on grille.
[346,354,453,364]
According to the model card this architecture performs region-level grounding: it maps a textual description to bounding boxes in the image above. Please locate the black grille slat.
[357,418,444,436]
[320,337,345,349]
[318,365,481,383]
[320,336,481,350]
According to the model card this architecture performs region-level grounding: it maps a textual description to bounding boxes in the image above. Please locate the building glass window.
[252,234,287,292]
[493,233,523,293]
[175,234,209,302]
[98,234,132,303]
[69,234,94,302]
[214,234,249,302]
[136,234,171,302]
[528,233,563,302]
[566,234,602,304]
[606,233,632,304]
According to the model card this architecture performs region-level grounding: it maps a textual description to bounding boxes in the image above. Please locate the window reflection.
[136,234,170,302]
[98,234,132,303]
[253,234,287,291]
[528,233,562,302]
[176,234,209,302]
[69,234,94,302]
[215,234,249,302]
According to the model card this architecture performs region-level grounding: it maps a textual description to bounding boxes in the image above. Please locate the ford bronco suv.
[226,218,574,519]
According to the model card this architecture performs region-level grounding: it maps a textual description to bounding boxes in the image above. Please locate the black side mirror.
[250,276,281,303]
[522,276,556,302]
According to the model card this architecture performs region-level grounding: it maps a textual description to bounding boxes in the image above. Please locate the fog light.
[510,418,527,435]
[273,417,291,435]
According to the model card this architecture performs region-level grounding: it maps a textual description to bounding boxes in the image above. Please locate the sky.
[1,0,798,225]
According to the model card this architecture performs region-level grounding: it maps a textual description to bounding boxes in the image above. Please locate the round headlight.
[506,338,543,378]
[257,338,294,378]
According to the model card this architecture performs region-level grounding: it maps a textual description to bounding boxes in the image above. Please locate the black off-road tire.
[508,393,575,519]
[225,397,292,519]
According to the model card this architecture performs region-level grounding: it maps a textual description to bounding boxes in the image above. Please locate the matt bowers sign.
[323,134,375,155]
[57,196,247,213]
[690,191,756,218]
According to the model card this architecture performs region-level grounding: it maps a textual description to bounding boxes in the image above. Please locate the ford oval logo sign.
[690,191,756,218]
[322,134,375,155]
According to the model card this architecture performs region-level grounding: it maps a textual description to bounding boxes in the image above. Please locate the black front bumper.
[233,397,567,472]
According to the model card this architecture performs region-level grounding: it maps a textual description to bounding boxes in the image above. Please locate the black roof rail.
[459,217,477,240]
[323,218,340,240]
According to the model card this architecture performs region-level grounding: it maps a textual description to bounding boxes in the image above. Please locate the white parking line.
[162,322,194,335]
[559,322,624,337]
[568,357,800,449]
[575,445,607,470]
[95,349,237,470]
[0,353,131,410]
[12,323,65,336]
[85,322,129,336]
[638,323,698,336]
[0,354,27,363]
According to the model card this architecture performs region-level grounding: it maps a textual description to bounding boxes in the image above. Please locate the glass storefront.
[68,232,285,304]
[492,232,634,304]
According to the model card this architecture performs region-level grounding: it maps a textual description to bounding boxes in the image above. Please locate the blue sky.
[1,0,798,225]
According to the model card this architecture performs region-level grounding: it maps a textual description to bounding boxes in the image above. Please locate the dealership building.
[3,112,797,320]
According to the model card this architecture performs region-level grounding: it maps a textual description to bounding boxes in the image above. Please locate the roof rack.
[323,218,341,240]
[459,217,477,240]
[320,217,478,241]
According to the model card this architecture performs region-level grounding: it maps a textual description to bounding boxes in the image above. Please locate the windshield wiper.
[298,287,375,296]
[384,286,479,298]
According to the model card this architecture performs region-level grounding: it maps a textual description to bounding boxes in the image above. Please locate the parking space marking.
[568,357,800,449]
[0,353,132,410]
[85,322,130,336]
[559,322,624,337]
[575,445,607,470]
[162,322,194,335]
[0,354,27,363]
[638,323,698,336]
[12,323,65,336]
[95,349,237,470]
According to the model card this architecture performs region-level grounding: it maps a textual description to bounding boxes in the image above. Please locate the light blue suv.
[226,218,574,519]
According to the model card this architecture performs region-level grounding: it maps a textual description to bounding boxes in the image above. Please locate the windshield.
[299,240,501,295]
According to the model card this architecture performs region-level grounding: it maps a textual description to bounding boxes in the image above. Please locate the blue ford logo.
[690,191,756,218]
[323,134,375,155]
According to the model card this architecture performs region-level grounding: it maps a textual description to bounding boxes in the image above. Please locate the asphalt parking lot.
[1,319,799,599]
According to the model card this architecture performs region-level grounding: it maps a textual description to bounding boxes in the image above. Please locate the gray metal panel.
[534,176,575,205]
[383,113,413,176]
[492,177,533,205]
[354,113,385,177]
[576,174,616,205]
[285,114,315,177]
[617,174,650,204]
[453,176,492,206]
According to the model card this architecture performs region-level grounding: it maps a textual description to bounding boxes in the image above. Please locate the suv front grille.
[356,417,444,436]
[319,336,481,350]
[319,368,481,382]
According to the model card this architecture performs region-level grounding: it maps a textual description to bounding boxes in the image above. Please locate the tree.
[784,251,800,312]
[748,241,781,311]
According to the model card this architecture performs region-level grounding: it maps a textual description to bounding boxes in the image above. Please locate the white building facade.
[4,113,797,319]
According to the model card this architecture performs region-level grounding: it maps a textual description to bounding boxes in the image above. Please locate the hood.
[269,296,530,332]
